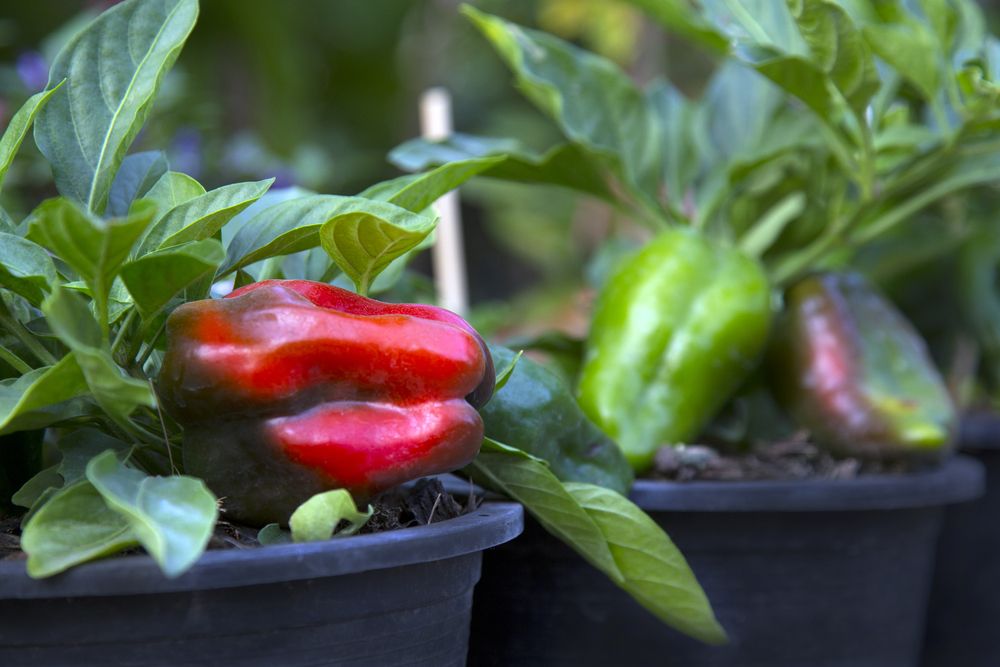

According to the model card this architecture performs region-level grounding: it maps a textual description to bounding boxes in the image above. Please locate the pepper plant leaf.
[563,482,727,645]
[0,82,65,192]
[222,194,434,286]
[466,439,726,644]
[120,238,226,320]
[42,287,155,421]
[86,450,217,577]
[33,0,199,214]
[389,135,616,203]
[140,178,274,253]
[462,6,662,213]
[21,479,138,578]
[289,489,373,543]
[360,156,504,213]
[140,171,206,216]
[107,151,169,218]
[0,233,59,307]
[0,355,89,436]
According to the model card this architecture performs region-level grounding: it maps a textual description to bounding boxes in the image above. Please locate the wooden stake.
[420,87,469,316]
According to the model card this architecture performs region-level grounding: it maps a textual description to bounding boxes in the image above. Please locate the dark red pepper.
[158,280,494,525]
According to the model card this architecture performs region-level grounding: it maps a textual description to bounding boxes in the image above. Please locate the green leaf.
[257,523,292,545]
[107,151,169,217]
[140,171,206,215]
[0,355,89,436]
[862,22,940,101]
[58,428,130,484]
[739,192,806,257]
[223,194,436,285]
[152,178,274,250]
[494,350,523,392]
[319,202,436,295]
[622,0,728,52]
[466,440,725,644]
[463,6,661,204]
[390,135,616,202]
[86,450,217,577]
[42,288,154,420]
[360,158,503,213]
[33,0,199,213]
[646,81,703,209]
[466,439,622,579]
[788,0,880,117]
[563,482,727,645]
[0,233,59,307]
[27,197,155,313]
[11,464,62,509]
[120,239,225,320]
[21,479,137,578]
[289,489,372,543]
[0,82,65,192]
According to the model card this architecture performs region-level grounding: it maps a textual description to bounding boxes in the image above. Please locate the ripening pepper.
[768,272,955,460]
[158,279,495,525]
[577,229,772,472]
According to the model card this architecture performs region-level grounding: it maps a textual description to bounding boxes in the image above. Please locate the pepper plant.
[393,0,998,468]
[0,0,725,646]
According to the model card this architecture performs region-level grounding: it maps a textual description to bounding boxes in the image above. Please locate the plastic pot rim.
[0,501,523,600]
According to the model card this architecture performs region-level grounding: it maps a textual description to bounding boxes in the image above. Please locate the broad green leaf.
[702,0,807,52]
[563,482,727,645]
[463,6,661,202]
[863,22,939,101]
[27,197,155,312]
[86,450,217,577]
[289,489,373,543]
[107,151,169,217]
[465,438,622,580]
[140,171,205,216]
[390,135,616,202]
[0,82,65,192]
[646,81,703,209]
[319,202,436,295]
[494,350,523,392]
[33,0,199,213]
[745,47,846,123]
[121,239,225,319]
[11,464,61,509]
[150,178,274,251]
[58,428,130,484]
[0,355,89,436]
[0,233,59,306]
[43,288,154,420]
[22,479,137,578]
[223,194,435,282]
[789,0,879,117]
[622,0,728,52]
[359,157,503,212]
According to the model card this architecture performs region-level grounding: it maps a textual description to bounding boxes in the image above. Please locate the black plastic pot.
[922,414,1000,666]
[0,502,522,667]
[469,457,982,667]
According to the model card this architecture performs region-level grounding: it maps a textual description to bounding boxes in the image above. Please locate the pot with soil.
[468,443,983,667]
[921,411,1000,667]
[1,480,523,667]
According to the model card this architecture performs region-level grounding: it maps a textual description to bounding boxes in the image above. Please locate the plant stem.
[0,310,58,366]
[0,344,33,374]
[111,309,137,357]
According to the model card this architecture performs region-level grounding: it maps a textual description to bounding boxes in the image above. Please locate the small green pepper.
[768,272,955,460]
[577,229,773,471]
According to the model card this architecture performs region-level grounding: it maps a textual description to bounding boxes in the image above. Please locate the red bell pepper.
[158,280,494,525]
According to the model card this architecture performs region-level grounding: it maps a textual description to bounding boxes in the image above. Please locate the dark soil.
[1,477,479,561]
[649,431,921,482]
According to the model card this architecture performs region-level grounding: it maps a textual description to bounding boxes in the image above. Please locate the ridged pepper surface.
[768,272,955,460]
[158,279,494,525]
[577,229,772,472]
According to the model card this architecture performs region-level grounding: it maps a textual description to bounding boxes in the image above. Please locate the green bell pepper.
[578,229,773,471]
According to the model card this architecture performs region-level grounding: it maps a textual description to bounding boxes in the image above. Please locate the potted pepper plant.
[391,1,995,665]
[0,1,727,665]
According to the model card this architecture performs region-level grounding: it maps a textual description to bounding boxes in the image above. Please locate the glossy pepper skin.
[577,229,772,472]
[158,280,494,526]
[768,272,955,461]
[481,345,633,495]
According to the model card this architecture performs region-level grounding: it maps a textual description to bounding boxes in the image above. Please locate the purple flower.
[16,52,48,92]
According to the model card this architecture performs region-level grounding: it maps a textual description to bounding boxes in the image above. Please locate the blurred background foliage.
[2,0,1000,398]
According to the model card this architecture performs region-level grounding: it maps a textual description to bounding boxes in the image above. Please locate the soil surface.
[1,478,478,561]
[649,432,922,482]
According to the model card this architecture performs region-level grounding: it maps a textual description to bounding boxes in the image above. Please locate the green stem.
[111,309,137,357]
[0,310,57,366]
[0,344,33,374]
